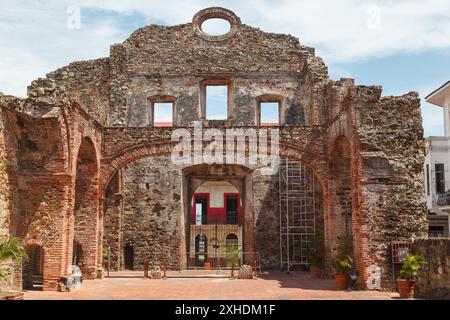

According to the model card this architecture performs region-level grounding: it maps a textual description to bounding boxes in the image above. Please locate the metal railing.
[185,250,261,271]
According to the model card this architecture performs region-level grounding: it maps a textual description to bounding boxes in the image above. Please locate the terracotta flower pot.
[310,266,321,279]
[398,279,415,299]
[335,274,349,290]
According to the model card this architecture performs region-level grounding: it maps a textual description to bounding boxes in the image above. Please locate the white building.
[424,80,450,237]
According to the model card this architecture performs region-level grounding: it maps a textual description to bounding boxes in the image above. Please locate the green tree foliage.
[0,237,27,279]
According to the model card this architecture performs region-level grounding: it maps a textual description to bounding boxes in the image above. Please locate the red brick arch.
[100,139,328,195]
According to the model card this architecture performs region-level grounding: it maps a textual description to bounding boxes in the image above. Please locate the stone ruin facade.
[0,7,427,291]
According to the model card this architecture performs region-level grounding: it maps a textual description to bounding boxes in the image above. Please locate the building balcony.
[436,193,450,207]
[189,215,241,226]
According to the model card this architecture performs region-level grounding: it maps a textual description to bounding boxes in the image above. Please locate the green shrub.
[223,245,240,267]
[302,233,325,268]
[0,237,27,279]
[331,235,353,275]
[399,254,427,281]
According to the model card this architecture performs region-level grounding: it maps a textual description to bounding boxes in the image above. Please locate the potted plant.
[398,254,427,299]
[302,234,324,279]
[331,235,353,290]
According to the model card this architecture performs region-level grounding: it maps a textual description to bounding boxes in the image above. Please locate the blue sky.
[0,0,449,136]
[206,86,228,120]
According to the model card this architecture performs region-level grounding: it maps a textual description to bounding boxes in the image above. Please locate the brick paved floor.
[24,270,399,300]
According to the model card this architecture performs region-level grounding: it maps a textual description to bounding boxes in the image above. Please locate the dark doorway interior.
[22,245,44,290]
[226,195,239,225]
[72,241,83,267]
[124,244,134,270]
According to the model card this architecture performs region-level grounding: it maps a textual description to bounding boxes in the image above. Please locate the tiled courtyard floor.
[24,270,399,300]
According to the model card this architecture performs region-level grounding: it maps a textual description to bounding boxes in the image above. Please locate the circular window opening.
[201,18,231,36]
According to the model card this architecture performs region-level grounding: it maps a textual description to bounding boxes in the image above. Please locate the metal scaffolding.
[279,159,316,272]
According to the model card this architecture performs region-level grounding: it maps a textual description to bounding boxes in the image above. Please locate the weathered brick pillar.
[73,138,100,280]
[354,88,427,289]
[73,200,99,279]
[97,196,105,278]
[103,193,124,271]
[16,174,72,291]
[243,175,255,265]
[326,135,354,274]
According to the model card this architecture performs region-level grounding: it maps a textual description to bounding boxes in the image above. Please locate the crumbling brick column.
[73,137,100,279]
[354,88,428,288]
[15,174,72,291]
[103,194,124,270]
[103,170,124,271]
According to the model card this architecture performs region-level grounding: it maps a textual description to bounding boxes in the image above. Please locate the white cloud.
[0,1,129,97]
[90,21,120,38]
[71,0,450,61]
[0,0,449,136]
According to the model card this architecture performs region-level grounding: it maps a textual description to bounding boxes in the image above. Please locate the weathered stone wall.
[122,156,183,270]
[27,59,111,125]
[0,106,15,291]
[0,93,104,290]
[414,238,450,299]
[355,89,428,288]
[0,97,74,291]
[110,20,307,126]
[0,107,13,238]
[253,169,279,268]
[23,8,333,129]
[322,77,427,287]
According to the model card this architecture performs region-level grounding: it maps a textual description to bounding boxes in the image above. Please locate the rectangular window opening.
[260,102,279,126]
[153,102,173,127]
[429,226,445,238]
[435,163,445,194]
[206,85,228,120]
[426,164,430,196]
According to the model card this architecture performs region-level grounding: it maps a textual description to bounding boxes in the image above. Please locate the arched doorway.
[73,137,100,279]
[194,234,208,267]
[278,158,325,272]
[123,244,134,270]
[226,234,239,247]
[186,177,243,269]
[22,245,44,290]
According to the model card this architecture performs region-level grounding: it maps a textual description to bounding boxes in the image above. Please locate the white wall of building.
[425,88,450,237]
[424,137,450,211]
[195,181,240,208]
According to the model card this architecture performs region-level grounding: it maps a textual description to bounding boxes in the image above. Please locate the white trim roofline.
[426,80,450,107]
